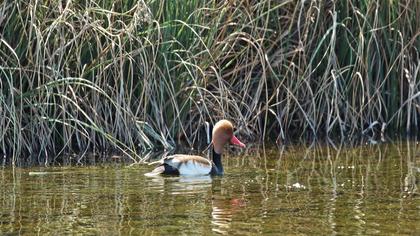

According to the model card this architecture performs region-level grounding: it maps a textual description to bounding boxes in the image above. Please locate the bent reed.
[0,0,419,164]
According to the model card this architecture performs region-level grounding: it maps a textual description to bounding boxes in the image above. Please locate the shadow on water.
[0,141,419,235]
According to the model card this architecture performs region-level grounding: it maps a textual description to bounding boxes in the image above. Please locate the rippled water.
[1,142,419,235]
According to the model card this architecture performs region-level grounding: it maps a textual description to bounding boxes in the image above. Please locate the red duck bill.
[230,135,246,148]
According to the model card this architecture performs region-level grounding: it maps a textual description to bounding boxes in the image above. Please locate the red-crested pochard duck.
[145,120,246,176]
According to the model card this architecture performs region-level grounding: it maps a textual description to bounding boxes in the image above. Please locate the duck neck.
[211,148,224,175]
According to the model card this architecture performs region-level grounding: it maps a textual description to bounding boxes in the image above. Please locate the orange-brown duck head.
[212,120,246,154]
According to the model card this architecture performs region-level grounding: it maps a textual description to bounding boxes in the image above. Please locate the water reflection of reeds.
[223,141,419,234]
[0,142,419,234]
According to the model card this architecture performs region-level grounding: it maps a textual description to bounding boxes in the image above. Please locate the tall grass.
[0,0,419,164]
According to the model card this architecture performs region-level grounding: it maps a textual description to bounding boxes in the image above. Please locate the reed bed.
[0,0,419,164]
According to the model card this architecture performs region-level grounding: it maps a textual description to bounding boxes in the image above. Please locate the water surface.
[1,142,419,235]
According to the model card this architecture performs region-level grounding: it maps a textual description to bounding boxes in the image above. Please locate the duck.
[145,120,246,176]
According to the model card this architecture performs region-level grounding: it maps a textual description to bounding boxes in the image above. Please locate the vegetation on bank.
[0,0,419,164]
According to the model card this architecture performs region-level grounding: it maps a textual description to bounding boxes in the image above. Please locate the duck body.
[145,120,245,177]
[145,152,223,176]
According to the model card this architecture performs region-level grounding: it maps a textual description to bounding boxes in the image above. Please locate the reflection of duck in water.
[145,120,245,176]
[211,178,247,235]
[146,175,213,195]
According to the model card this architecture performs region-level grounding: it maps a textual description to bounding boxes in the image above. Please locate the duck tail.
[144,165,165,177]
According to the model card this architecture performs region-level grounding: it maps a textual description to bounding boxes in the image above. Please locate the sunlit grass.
[0,0,419,164]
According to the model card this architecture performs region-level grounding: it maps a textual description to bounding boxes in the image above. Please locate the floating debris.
[337,166,355,169]
[29,171,64,176]
[285,182,307,190]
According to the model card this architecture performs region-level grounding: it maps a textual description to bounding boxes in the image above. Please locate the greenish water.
[1,142,419,235]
